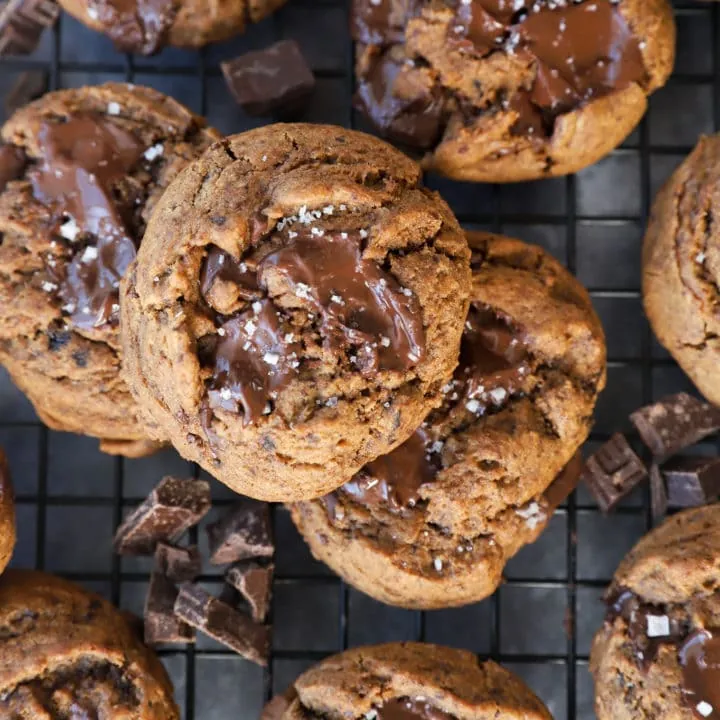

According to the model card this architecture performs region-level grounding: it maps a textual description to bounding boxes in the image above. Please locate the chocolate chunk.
[351,0,416,44]
[0,144,26,192]
[630,393,720,461]
[114,476,211,555]
[580,434,648,512]
[544,451,584,511]
[0,0,59,56]
[225,561,273,623]
[221,40,315,117]
[649,464,668,523]
[206,499,273,565]
[154,542,201,583]
[4,70,47,117]
[664,456,720,508]
[91,0,177,55]
[144,571,195,645]
[679,629,720,719]
[174,584,269,665]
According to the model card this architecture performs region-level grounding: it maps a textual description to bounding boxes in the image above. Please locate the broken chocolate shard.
[154,542,201,584]
[649,464,668,523]
[206,499,273,565]
[664,456,720,508]
[144,571,195,645]
[174,583,270,666]
[580,433,648,513]
[544,451,584,511]
[114,476,211,555]
[630,393,720,461]
[221,39,315,117]
[0,0,59,56]
[4,69,47,117]
[225,561,273,623]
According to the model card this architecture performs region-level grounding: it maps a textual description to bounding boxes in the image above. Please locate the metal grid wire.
[0,0,715,716]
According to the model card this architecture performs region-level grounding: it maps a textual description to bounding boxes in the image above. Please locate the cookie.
[121,123,471,501]
[352,0,675,182]
[0,569,179,718]
[643,134,720,407]
[590,505,720,720]
[57,0,287,54]
[0,83,219,458]
[290,231,606,609]
[0,449,15,576]
[261,642,552,720]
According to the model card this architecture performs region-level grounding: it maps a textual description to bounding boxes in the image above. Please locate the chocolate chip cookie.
[0,569,179,718]
[590,505,720,720]
[262,642,552,720]
[0,83,219,458]
[0,449,15,576]
[121,123,471,501]
[58,0,287,55]
[643,134,720,407]
[353,0,675,182]
[290,231,606,609]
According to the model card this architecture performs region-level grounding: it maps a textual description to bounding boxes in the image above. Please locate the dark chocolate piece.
[378,698,454,720]
[144,571,195,645]
[30,113,146,330]
[679,629,720,719]
[0,144,26,192]
[225,561,273,622]
[649,464,668,523]
[352,0,415,44]
[4,69,47,117]
[630,393,720,461]
[89,0,177,55]
[174,584,270,665]
[544,451,584,511]
[221,40,315,117]
[664,456,720,508]
[0,0,59,56]
[580,434,648,513]
[206,499,273,565]
[154,542,201,583]
[114,476,211,555]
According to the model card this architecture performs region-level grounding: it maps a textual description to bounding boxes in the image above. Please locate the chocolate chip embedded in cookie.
[0,83,220,457]
[352,0,675,182]
[121,123,471,501]
[590,505,720,720]
[290,231,606,609]
[643,135,720,408]
[0,449,15,576]
[57,0,288,54]
[0,569,179,718]
[263,642,553,720]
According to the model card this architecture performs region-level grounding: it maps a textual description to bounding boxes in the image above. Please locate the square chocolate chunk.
[174,584,270,665]
[154,542,201,584]
[630,393,720,461]
[206,499,273,565]
[0,0,59,56]
[114,476,211,555]
[144,571,195,645]
[664,456,720,508]
[221,40,315,117]
[225,561,273,623]
[581,434,648,513]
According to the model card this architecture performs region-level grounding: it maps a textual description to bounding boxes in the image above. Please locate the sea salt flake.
[144,144,164,161]
[59,217,80,241]
[466,399,481,414]
[646,615,670,638]
[401,288,412,297]
[252,301,263,314]
[516,501,546,530]
[433,557,443,572]
[697,702,714,718]
[220,388,232,400]
[107,102,121,115]
[295,283,312,299]
[264,352,280,365]
[696,252,706,263]
[41,281,57,292]
[489,387,508,404]
[359,229,368,239]
[81,246,98,263]
[380,336,391,347]
[217,328,226,336]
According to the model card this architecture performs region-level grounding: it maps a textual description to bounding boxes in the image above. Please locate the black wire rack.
[0,0,715,717]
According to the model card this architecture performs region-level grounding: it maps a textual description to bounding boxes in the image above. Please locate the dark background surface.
[0,0,714,717]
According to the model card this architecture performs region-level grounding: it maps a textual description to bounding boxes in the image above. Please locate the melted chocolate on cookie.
[87,0,178,55]
[30,113,145,330]
[378,698,455,720]
[200,226,426,425]
[354,0,647,145]
[604,587,720,717]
